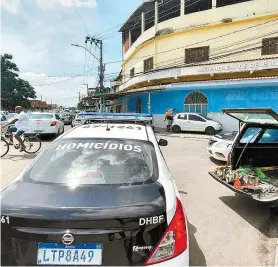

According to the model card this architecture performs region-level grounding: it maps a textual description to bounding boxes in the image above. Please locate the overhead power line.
[71,0,89,33]
[97,0,201,40]
[92,0,172,38]
[118,45,265,87]
[120,29,277,78]
[105,18,278,64]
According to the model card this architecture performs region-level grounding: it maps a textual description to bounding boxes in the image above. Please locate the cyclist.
[7,106,29,152]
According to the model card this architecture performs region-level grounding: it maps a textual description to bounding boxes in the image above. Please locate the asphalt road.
[1,126,278,266]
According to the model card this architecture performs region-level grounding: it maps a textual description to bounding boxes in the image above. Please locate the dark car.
[210,108,278,205]
[1,114,189,266]
[60,112,74,125]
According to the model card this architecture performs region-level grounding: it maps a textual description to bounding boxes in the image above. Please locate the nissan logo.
[61,233,74,245]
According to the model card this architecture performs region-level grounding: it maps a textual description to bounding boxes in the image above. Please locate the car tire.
[205,126,215,135]
[172,125,181,133]
[61,126,65,134]
[55,128,60,137]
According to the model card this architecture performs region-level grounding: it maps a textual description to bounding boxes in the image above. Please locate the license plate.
[37,243,103,265]
[34,130,43,133]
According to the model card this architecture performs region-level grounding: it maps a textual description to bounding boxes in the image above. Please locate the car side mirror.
[158,139,168,146]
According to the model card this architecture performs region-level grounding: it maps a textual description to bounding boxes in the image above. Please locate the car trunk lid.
[1,180,167,266]
[28,118,55,133]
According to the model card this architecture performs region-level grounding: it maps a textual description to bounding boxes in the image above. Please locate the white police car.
[71,112,97,127]
[1,113,189,266]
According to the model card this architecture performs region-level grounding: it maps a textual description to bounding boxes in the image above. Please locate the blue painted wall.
[114,79,278,114]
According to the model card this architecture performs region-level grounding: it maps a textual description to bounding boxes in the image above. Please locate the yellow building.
[111,0,278,131]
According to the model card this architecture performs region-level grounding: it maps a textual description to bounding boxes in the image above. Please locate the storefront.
[112,77,278,131]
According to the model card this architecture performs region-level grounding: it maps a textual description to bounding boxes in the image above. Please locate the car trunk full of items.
[210,108,278,204]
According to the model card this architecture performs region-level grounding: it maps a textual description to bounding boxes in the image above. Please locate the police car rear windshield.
[24,139,159,185]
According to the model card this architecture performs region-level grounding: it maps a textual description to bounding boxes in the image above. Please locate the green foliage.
[77,100,86,110]
[1,54,36,110]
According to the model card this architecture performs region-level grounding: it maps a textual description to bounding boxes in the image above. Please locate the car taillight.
[50,121,57,126]
[144,198,187,265]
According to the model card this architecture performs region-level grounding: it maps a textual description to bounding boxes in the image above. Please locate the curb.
[156,132,210,140]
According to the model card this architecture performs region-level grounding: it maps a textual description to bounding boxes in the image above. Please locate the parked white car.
[26,112,64,137]
[1,112,10,135]
[207,131,238,162]
[172,113,223,135]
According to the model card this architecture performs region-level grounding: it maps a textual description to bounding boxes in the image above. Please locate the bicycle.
[1,133,42,157]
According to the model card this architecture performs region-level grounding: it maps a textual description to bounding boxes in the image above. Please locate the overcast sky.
[1,0,141,107]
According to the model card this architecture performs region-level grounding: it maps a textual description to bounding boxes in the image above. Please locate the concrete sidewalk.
[154,127,210,140]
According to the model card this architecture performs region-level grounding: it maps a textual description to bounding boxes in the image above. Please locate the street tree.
[77,99,86,110]
[1,53,36,110]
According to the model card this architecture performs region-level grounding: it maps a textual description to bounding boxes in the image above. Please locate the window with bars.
[261,37,278,55]
[144,57,154,73]
[185,46,209,64]
[216,0,252,8]
[184,92,208,115]
[185,0,212,15]
[130,68,135,78]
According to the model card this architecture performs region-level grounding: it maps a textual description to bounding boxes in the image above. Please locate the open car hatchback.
[210,108,278,204]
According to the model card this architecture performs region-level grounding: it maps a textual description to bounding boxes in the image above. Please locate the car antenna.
[106,120,110,131]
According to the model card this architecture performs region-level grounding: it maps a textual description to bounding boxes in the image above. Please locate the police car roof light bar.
[81,113,153,125]
[79,112,152,119]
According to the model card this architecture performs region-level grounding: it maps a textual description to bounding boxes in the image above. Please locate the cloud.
[0,0,20,14]
[20,72,97,107]
[36,0,97,9]
[20,72,48,79]
[1,32,49,73]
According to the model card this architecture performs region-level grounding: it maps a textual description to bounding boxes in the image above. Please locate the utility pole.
[72,37,106,112]
[79,92,81,102]
[85,37,105,112]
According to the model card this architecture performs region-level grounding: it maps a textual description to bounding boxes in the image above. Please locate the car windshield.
[215,131,238,141]
[29,113,53,119]
[6,113,16,119]
[199,114,211,120]
[23,138,158,186]
[1,115,7,122]
[240,127,278,144]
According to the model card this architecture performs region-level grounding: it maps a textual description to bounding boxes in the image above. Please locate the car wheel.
[61,126,65,134]
[56,128,60,137]
[205,126,215,135]
[172,125,181,133]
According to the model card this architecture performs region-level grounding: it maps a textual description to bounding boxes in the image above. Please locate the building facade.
[30,100,49,109]
[110,0,278,131]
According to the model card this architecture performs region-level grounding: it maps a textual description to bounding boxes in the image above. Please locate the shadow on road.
[154,127,215,136]
[3,153,37,161]
[219,194,278,238]
[188,221,207,266]
[38,135,56,142]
